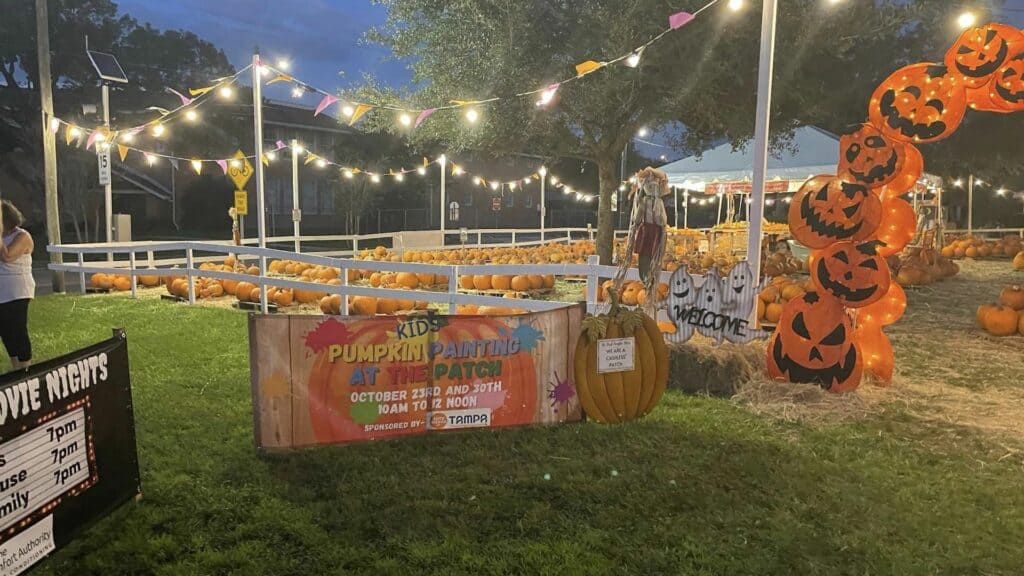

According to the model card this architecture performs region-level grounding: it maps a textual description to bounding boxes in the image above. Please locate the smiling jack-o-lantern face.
[837,125,923,193]
[869,63,967,143]
[946,23,1024,88]
[788,175,882,249]
[811,240,891,308]
[971,50,1024,113]
[766,291,862,393]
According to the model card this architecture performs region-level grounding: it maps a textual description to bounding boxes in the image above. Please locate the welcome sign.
[665,262,770,345]
[0,332,140,575]
[249,308,583,449]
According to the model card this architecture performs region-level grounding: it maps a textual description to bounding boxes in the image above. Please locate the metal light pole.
[102,85,112,244]
[673,186,679,228]
[252,53,268,313]
[968,174,975,234]
[683,191,689,229]
[745,0,779,281]
[291,139,300,253]
[35,0,64,291]
[539,166,547,239]
[439,155,447,239]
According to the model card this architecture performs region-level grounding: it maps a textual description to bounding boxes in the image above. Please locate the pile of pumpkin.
[976,285,1024,337]
[893,248,960,287]
[349,241,597,266]
[757,275,814,326]
[457,273,554,294]
[942,234,1023,261]
[89,272,162,292]
[761,251,808,278]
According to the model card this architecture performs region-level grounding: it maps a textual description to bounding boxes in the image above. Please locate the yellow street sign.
[228,150,254,190]
[234,190,248,216]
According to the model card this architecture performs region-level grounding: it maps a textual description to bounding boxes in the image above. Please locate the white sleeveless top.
[0,228,35,303]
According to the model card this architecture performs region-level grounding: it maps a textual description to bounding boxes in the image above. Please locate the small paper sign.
[597,337,635,374]
[234,190,248,216]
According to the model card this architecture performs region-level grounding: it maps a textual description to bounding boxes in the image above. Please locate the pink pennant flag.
[85,131,100,150]
[668,11,694,29]
[414,108,438,128]
[216,159,228,174]
[166,87,193,106]
[314,94,339,117]
[275,140,286,150]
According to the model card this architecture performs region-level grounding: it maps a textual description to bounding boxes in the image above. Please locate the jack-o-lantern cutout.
[788,175,882,249]
[838,124,924,194]
[811,240,891,308]
[945,23,1024,88]
[971,51,1024,113]
[869,63,967,143]
[767,291,862,393]
[871,197,917,257]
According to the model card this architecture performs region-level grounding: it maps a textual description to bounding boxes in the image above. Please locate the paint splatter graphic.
[547,371,575,413]
[475,387,508,410]
[304,317,353,355]
[512,319,545,353]
[349,400,380,425]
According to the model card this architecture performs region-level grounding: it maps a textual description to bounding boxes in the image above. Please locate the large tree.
[363,0,1011,262]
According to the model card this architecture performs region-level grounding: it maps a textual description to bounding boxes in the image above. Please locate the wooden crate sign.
[249,307,583,449]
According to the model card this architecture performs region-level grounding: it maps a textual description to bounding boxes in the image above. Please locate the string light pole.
[954,175,985,235]
[439,154,447,240]
[252,52,269,313]
[291,139,301,253]
[745,0,778,283]
[539,165,547,239]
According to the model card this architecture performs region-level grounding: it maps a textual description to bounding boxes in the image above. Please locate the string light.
[151,124,166,137]
[315,158,327,168]
[191,159,202,173]
[145,153,157,166]
[343,169,354,179]
[538,166,547,177]
[120,132,134,143]
[465,108,479,123]
[550,176,559,185]
[371,174,381,183]
[509,181,517,191]
[276,60,290,71]
[625,51,642,68]
[417,166,427,176]
[291,86,304,98]
[490,181,500,191]
[185,110,198,122]
[399,113,413,127]
[473,176,483,186]
[536,86,558,107]
[94,132,107,143]
[452,165,464,176]
[957,11,977,29]
[564,186,573,195]
[218,85,234,99]
[637,127,649,138]
[230,159,242,169]
[342,105,355,118]
[292,143,304,154]
[728,0,743,11]
[49,117,61,132]
[996,187,1007,196]
[266,151,277,162]
[395,172,405,182]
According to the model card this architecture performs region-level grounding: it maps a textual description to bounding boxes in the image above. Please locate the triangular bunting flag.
[668,11,694,29]
[348,104,373,125]
[351,167,361,175]
[147,106,171,116]
[165,87,193,106]
[216,159,228,174]
[117,144,129,162]
[414,108,438,128]
[169,158,180,171]
[304,153,320,166]
[267,74,294,85]
[65,125,78,146]
[85,131,100,150]
[189,85,215,97]
[191,159,203,174]
[275,140,286,150]
[261,154,270,167]
[575,60,604,76]
[450,99,483,106]
[315,94,339,117]
[422,157,429,167]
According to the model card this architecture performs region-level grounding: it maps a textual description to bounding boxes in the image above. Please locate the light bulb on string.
[292,143,304,154]
[399,113,413,127]
[151,124,166,138]
[536,85,558,107]
[465,108,479,123]
[564,186,573,195]
[637,127,649,138]
[728,0,743,11]
[191,160,202,173]
[957,11,977,29]
[371,173,381,183]
[120,132,133,143]
[490,181,500,191]
[185,110,198,122]
[395,172,405,182]
[473,176,482,186]
[94,131,107,143]
[49,117,61,132]
[145,154,157,166]
[625,51,642,68]
[277,59,290,71]
[342,105,355,118]
[452,165,464,176]
[291,86,303,98]
[997,187,1007,196]
[219,85,234,99]
[315,158,327,168]
[417,166,426,176]
[69,127,82,138]
[343,169,354,179]
[266,151,277,162]
[230,159,242,169]
[550,176,559,185]
[538,166,547,177]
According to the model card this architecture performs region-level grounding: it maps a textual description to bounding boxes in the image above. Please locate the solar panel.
[87,50,127,84]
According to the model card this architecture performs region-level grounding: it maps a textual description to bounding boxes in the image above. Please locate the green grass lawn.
[14,262,1024,575]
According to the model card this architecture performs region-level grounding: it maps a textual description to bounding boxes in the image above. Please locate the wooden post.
[35,0,64,292]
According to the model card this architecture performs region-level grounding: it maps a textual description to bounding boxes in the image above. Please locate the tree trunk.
[595,154,619,265]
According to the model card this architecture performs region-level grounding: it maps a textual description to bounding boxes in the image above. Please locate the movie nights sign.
[0,332,140,576]
[249,308,583,449]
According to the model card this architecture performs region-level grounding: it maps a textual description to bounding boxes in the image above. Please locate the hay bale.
[666,340,763,397]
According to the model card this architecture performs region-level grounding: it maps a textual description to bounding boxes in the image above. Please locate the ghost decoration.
[665,265,699,343]
[695,267,725,343]
[719,260,768,322]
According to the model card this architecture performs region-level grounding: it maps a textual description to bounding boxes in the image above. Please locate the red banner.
[703,180,791,195]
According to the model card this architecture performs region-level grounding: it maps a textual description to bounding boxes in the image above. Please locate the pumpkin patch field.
[7,259,1024,575]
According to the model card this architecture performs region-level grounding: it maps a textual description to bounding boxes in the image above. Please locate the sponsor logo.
[427,409,491,430]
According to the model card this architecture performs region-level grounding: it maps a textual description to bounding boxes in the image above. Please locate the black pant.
[0,299,31,361]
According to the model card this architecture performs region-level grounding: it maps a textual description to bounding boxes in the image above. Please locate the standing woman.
[0,200,35,372]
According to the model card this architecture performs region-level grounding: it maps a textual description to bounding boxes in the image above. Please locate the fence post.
[352,236,359,257]
[77,252,86,294]
[128,251,137,299]
[185,247,196,305]
[448,265,458,315]
[147,250,154,267]
[340,263,349,316]
[512,230,516,245]
[586,255,600,315]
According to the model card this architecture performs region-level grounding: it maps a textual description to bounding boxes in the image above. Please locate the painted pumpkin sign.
[945,23,1024,88]
[811,240,891,308]
[766,291,862,393]
[968,51,1024,113]
[837,124,924,193]
[868,63,967,143]
[789,175,882,249]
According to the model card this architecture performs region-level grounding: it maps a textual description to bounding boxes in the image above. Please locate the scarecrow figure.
[613,167,670,316]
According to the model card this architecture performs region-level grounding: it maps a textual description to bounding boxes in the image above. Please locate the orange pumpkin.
[491,275,512,291]
[396,272,419,289]
[788,175,881,249]
[90,273,113,290]
[868,62,967,144]
[473,275,493,291]
[981,305,1020,336]
[999,285,1024,310]
[510,275,531,292]
[112,275,132,292]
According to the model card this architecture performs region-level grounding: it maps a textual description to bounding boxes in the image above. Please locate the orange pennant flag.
[267,74,293,85]
[450,99,483,106]
[348,104,373,126]
[575,60,605,76]
[422,157,429,167]
[117,144,130,162]
[351,167,362,175]
[64,125,78,145]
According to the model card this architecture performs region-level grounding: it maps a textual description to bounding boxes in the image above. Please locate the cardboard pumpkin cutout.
[871,198,917,257]
[945,23,1024,88]
[789,175,882,249]
[854,324,894,385]
[811,240,891,308]
[868,63,967,143]
[767,291,862,393]
[838,124,921,190]
[969,51,1024,112]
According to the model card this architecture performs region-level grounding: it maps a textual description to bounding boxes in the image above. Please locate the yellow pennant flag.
[575,60,605,76]
[351,167,362,175]
[191,159,203,174]
[422,157,429,167]
[64,125,78,146]
[304,153,320,166]
[267,74,294,85]
[261,154,270,166]
[189,85,215,97]
[117,144,130,162]
[348,104,373,126]
[449,99,483,106]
